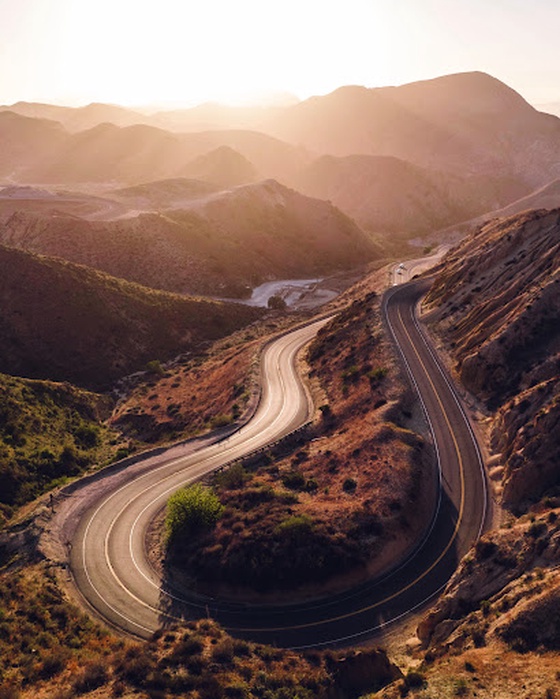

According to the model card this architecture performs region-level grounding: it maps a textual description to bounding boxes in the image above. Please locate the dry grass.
[0,561,398,699]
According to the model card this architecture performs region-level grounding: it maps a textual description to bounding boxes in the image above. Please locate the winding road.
[59,278,489,648]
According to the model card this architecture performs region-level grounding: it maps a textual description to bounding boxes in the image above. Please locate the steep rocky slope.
[425,207,560,509]
[0,245,262,389]
[0,180,380,297]
[376,209,560,699]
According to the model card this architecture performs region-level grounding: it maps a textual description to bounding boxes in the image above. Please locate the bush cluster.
[166,483,225,542]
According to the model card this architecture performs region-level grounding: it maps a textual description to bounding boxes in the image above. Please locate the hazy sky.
[1,0,559,108]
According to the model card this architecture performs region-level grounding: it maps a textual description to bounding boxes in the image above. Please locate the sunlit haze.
[1,0,559,107]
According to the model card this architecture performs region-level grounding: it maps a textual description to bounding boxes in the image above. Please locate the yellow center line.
[227,300,466,633]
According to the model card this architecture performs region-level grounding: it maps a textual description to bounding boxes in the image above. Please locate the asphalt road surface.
[67,280,488,648]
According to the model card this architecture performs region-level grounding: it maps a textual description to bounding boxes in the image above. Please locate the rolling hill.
[0,244,262,389]
[0,111,66,179]
[0,100,149,132]
[0,180,380,297]
[292,154,528,235]
[181,145,258,187]
[109,177,221,209]
[1,114,308,185]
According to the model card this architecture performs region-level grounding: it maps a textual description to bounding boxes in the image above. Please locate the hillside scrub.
[0,244,263,389]
[0,373,114,524]
[0,560,399,698]
[163,285,434,595]
[110,315,295,446]
[0,180,380,299]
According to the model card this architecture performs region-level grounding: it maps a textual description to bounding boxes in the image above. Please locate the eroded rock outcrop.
[425,208,560,509]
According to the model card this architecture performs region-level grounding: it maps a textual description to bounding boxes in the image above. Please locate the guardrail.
[210,421,316,477]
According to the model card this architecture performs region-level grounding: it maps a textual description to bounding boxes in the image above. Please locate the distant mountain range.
[2,71,560,241]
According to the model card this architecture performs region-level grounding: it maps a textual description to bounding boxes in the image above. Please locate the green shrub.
[474,539,497,560]
[480,599,491,617]
[275,515,314,540]
[527,521,547,538]
[404,670,425,688]
[216,463,247,490]
[367,367,388,385]
[305,478,319,492]
[267,295,287,311]
[210,414,233,428]
[165,484,224,542]
[211,639,234,663]
[454,678,469,696]
[146,359,165,375]
[342,365,360,383]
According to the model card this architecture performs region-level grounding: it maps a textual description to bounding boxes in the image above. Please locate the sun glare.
[52,0,401,107]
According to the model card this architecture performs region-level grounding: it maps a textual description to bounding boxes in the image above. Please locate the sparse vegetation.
[0,561,398,698]
[0,244,263,390]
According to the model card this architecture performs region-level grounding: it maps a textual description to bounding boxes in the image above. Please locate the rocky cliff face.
[416,509,560,656]
[373,207,560,699]
[425,208,560,509]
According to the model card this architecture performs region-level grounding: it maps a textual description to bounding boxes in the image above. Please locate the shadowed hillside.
[0,245,263,389]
